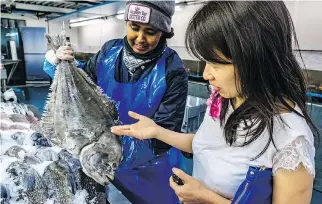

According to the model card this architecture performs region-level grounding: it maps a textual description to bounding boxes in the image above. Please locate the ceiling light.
[69,18,103,27]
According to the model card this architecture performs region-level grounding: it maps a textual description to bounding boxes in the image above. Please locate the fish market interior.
[1,0,322,203]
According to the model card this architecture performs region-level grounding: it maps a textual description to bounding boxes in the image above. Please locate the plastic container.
[180,95,207,176]
[181,95,207,134]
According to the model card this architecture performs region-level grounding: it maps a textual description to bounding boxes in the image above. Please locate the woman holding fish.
[43,1,187,203]
[111,1,319,204]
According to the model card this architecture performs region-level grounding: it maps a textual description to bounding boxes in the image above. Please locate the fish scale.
[42,161,74,203]
[6,162,46,204]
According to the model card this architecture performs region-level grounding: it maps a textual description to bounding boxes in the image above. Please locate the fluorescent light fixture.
[115,10,125,20]
[175,5,183,11]
[70,19,103,27]
[115,14,124,20]
[6,33,18,37]
[70,17,87,23]
[70,15,103,23]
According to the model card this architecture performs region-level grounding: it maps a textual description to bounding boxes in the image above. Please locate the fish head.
[79,141,122,186]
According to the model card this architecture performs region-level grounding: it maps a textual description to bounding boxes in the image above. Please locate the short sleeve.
[272,136,315,177]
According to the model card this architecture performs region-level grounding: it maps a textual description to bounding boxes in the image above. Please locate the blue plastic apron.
[97,41,180,204]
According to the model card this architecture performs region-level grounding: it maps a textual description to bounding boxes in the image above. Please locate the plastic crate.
[180,96,207,176]
[181,95,207,134]
[307,103,322,193]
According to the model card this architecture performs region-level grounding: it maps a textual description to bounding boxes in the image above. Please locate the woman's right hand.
[56,46,74,61]
[111,111,161,140]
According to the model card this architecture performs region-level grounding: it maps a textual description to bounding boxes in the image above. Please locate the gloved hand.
[56,46,74,61]
[45,46,74,65]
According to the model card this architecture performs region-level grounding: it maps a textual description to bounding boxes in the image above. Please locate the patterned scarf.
[122,37,166,75]
[123,49,153,74]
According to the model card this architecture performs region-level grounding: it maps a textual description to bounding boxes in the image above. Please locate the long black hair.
[185,1,319,159]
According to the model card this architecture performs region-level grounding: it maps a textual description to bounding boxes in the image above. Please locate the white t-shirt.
[192,104,315,199]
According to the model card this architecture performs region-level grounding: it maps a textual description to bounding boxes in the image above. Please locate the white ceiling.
[1,0,197,21]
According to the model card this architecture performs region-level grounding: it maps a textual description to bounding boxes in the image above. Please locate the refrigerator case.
[1,24,26,85]
[20,27,50,82]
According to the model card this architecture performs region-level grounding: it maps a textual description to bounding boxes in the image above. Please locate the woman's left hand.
[169,168,210,204]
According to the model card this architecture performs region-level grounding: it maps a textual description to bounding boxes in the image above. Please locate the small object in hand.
[172,174,184,185]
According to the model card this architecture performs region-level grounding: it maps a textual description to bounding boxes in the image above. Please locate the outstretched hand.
[111,111,161,139]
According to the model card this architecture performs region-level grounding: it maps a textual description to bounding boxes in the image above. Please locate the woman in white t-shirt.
[111,1,319,203]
